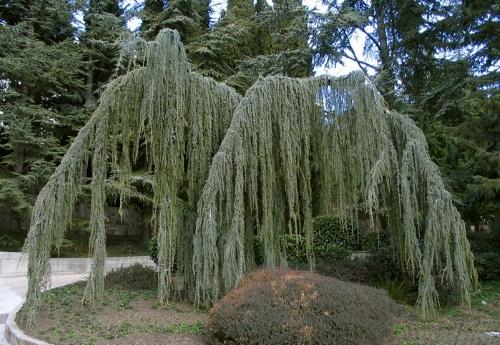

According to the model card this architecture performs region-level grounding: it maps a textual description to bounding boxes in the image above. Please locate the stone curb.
[5,304,52,345]
[1,254,155,344]
[0,254,155,278]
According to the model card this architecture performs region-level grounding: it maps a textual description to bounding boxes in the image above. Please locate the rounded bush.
[207,269,400,345]
[105,264,157,290]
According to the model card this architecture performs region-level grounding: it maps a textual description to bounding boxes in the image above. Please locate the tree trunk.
[374,0,395,104]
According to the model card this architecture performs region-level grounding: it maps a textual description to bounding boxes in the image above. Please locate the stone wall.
[0,204,148,246]
[73,204,147,237]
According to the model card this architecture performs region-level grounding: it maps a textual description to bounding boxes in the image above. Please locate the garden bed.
[17,265,500,345]
[389,281,500,345]
[17,267,207,345]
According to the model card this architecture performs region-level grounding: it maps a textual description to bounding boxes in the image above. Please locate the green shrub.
[253,235,264,266]
[360,231,389,251]
[474,252,500,280]
[0,234,22,251]
[468,231,500,280]
[313,216,360,257]
[376,277,411,304]
[147,236,158,265]
[105,264,157,291]
[207,269,400,345]
[282,234,309,263]
[254,217,392,267]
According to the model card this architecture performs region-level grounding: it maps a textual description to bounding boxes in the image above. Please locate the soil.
[18,270,500,345]
[389,307,500,345]
[389,293,500,345]
[18,282,207,345]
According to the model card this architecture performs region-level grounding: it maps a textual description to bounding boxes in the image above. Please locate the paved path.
[0,274,86,344]
[0,325,5,345]
[0,252,153,344]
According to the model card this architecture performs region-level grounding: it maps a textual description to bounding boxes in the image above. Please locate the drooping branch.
[193,73,477,316]
[22,29,241,324]
[23,29,476,326]
[83,115,109,302]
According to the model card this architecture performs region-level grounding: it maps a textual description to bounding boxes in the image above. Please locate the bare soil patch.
[18,281,207,345]
[389,281,500,345]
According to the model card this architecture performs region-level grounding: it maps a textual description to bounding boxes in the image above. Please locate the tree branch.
[355,25,382,52]
[341,33,380,73]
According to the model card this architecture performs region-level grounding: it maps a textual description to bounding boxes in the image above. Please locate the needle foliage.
[22,29,477,325]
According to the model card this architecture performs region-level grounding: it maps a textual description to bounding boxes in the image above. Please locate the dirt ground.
[389,282,500,345]
[18,282,207,345]
[18,279,500,345]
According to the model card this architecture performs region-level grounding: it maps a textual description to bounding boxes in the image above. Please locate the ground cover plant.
[17,266,499,345]
[18,265,207,345]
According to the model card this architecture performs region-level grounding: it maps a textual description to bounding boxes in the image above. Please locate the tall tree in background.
[312,0,427,104]
[419,0,500,230]
[188,0,312,93]
[140,0,209,41]
[141,0,165,39]
[82,0,125,108]
[139,0,312,94]
[0,0,87,234]
[313,0,499,230]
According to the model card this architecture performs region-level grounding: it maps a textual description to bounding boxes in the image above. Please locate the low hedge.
[207,269,400,345]
[257,216,389,265]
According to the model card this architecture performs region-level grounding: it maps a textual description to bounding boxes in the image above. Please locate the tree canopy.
[21,29,477,325]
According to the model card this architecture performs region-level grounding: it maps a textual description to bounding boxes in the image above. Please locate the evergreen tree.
[313,0,499,229]
[415,0,500,229]
[0,1,88,234]
[82,0,125,107]
[188,0,312,93]
[140,0,208,41]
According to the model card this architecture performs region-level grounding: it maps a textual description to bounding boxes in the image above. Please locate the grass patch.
[393,323,407,335]
[166,321,204,334]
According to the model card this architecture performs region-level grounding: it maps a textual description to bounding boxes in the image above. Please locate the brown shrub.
[206,268,400,345]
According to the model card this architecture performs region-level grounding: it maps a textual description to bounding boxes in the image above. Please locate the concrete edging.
[5,304,52,345]
[0,254,154,278]
[1,253,155,344]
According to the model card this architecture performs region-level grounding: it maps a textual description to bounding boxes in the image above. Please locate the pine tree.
[188,0,312,93]
[140,0,209,41]
[141,0,167,40]
[0,1,87,236]
[82,0,125,107]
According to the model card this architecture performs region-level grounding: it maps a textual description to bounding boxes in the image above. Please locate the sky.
[124,0,374,76]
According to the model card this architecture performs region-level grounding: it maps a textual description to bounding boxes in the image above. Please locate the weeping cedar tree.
[22,29,477,325]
